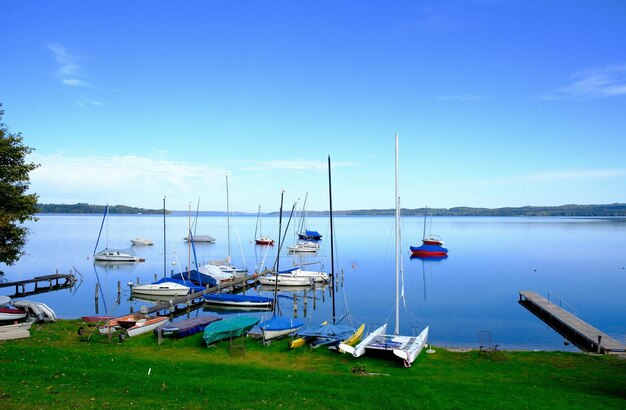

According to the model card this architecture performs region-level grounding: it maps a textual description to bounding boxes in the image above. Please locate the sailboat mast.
[273,190,285,314]
[254,205,260,240]
[394,133,400,336]
[422,206,427,240]
[328,155,336,325]
[188,203,191,275]
[163,196,166,278]
[226,174,231,260]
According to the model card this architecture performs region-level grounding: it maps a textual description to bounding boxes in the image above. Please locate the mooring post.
[95,283,99,303]
[293,294,298,317]
[597,335,603,354]
[117,281,121,297]
[136,277,140,285]
[303,289,308,316]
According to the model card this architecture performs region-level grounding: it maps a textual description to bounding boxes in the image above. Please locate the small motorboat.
[255,236,275,245]
[130,238,154,246]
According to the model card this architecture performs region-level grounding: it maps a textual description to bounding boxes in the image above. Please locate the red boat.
[255,236,275,245]
[410,244,449,257]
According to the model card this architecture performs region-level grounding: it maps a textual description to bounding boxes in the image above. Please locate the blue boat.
[258,315,304,341]
[203,293,273,309]
[158,315,222,338]
[298,229,322,240]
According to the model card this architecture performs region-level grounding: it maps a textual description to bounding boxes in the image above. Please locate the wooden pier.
[0,271,77,296]
[136,270,267,317]
[519,290,626,355]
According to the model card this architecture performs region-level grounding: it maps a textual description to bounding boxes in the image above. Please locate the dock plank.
[519,290,625,354]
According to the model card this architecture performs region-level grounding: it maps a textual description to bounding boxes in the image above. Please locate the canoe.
[126,316,168,337]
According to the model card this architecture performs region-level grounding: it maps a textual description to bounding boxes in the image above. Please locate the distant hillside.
[37,203,165,215]
[306,203,626,217]
[36,203,626,217]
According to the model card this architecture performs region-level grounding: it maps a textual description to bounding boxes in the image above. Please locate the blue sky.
[1,1,625,212]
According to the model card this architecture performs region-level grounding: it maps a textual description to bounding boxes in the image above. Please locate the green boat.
[202,315,260,346]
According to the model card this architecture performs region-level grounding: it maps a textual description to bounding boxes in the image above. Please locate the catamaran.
[339,134,429,368]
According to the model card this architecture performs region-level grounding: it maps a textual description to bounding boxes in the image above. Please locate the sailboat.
[254,205,275,245]
[131,198,196,297]
[94,205,143,262]
[207,175,248,277]
[339,134,429,368]
[291,156,364,349]
[258,191,304,342]
[410,207,448,257]
[183,198,216,243]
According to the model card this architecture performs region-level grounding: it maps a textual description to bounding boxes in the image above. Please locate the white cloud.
[242,159,357,173]
[48,43,91,88]
[550,64,626,99]
[30,153,228,209]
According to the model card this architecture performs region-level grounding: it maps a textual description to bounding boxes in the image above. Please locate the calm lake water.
[2,214,625,351]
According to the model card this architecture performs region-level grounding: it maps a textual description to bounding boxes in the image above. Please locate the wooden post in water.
[117,281,121,297]
[293,293,298,317]
[313,288,317,310]
[136,277,140,285]
[303,289,308,316]
[95,283,99,303]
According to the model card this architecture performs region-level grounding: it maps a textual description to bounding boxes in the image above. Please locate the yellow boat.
[339,323,365,352]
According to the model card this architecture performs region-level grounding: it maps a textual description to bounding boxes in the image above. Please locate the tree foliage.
[0,104,39,265]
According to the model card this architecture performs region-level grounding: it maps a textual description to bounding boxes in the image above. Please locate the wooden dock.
[136,270,268,317]
[0,271,77,296]
[519,290,626,355]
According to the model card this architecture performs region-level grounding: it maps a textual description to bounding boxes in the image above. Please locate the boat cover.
[296,323,355,340]
[202,315,259,345]
[171,269,217,287]
[159,315,222,338]
[258,315,304,331]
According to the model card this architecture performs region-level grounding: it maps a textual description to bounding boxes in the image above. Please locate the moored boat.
[409,244,449,257]
[130,238,154,246]
[131,278,191,297]
[203,293,274,309]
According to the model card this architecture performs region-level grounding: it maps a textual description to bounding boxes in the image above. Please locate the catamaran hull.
[393,326,429,367]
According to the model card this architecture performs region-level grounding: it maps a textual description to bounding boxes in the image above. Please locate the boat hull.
[126,316,168,337]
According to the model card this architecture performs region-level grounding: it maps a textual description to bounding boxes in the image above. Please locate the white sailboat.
[183,198,216,243]
[255,205,275,245]
[94,205,142,262]
[339,134,429,368]
[209,175,248,277]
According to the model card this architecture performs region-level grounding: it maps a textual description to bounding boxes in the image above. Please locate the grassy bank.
[1,320,625,409]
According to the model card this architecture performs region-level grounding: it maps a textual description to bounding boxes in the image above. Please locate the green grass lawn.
[1,320,625,409]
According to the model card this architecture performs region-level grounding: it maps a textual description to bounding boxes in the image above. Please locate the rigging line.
[230,209,247,268]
